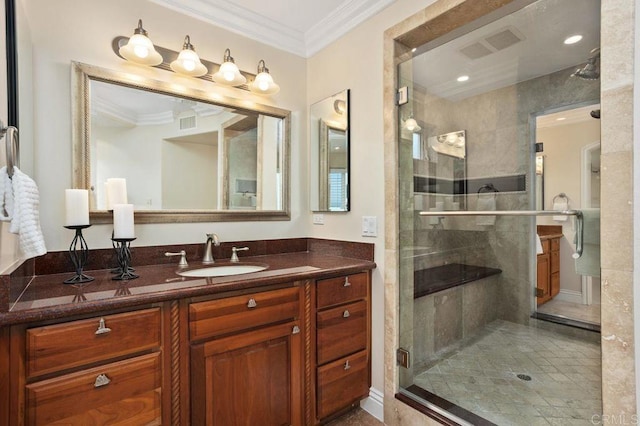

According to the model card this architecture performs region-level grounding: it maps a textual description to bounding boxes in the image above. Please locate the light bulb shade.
[169,36,207,77]
[405,118,421,132]
[249,72,280,95]
[119,20,162,66]
[212,49,247,86]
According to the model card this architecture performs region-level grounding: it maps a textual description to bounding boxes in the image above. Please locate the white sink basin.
[178,264,267,278]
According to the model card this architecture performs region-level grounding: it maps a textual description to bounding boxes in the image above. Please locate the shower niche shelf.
[413,263,502,298]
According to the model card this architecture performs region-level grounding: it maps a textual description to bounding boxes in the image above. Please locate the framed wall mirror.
[72,62,290,223]
[309,89,350,212]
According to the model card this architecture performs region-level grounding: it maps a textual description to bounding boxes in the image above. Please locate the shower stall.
[394,0,602,424]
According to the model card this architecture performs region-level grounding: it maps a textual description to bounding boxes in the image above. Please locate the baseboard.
[360,387,384,421]
[554,289,583,304]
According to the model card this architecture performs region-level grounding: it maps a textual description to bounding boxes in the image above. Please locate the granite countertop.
[0,250,375,326]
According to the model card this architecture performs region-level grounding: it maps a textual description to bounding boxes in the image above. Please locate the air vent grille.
[458,26,525,60]
[180,115,196,130]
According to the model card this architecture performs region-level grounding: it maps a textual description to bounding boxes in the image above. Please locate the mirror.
[72,62,290,223]
[309,89,350,212]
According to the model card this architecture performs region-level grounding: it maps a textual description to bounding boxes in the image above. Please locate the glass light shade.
[169,36,207,77]
[118,20,162,66]
[212,49,247,86]
[405,118,421,132]
[250,72,280,95]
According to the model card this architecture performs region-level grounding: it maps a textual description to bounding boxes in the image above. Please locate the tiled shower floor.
[413,320,601,425]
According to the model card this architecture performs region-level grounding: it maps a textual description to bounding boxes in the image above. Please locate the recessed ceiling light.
[564,35,583,45]
[457,75,469,82]
[411,48,417,52]
[556,117,566,121]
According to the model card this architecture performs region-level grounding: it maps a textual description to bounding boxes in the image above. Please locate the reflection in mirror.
[310,90,350,212]
[72,62,290,223]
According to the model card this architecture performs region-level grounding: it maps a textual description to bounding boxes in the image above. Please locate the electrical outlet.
[362,216,377,237]
[313,214,324,225]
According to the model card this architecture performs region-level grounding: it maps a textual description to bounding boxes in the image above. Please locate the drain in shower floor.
[517,374,532,381]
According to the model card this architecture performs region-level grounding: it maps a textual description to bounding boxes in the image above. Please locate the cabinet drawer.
[317,350,369,420]
[317,272,368,309]
[317,300,367,365]
[190,286,299,341]
[551,238,560,252]
[26,308,161,378]
[26,352,162,426]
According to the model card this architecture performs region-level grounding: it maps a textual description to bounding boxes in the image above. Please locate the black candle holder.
[63,225,94,284]
[111,237,139,280]
[110,228,135,275]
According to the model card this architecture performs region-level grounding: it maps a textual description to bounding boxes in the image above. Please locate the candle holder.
[111,237,139,280]
[63,225,94,284]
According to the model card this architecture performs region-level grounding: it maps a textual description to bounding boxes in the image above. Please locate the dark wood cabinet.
[189,286,304,426]
[12,307,166,426]
[314,272,371,423]
[537,233,561,305]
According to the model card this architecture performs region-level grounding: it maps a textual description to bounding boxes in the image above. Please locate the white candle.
[113,204,135,239]
[65,189,90,226]
[106,178,127,210]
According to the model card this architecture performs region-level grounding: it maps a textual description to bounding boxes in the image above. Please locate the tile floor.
[327,408,383,426]
[537,299,601,325]
[413,320,601,425]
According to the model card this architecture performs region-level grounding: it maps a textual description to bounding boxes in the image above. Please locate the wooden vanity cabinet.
[10,306,167,426]
[537,236,561,305]
[189,285,304,426]
[314,272,371,423]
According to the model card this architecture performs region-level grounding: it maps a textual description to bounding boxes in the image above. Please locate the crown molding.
[151,0,395,58]
[305,0,395,57]
[150,0,306,57]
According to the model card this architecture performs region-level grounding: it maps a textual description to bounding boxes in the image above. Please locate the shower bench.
[413,263,502,298]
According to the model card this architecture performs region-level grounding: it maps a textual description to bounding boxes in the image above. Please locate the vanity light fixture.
[404,117,421,132]
[333,99,346,115]
[118,20,163,66]
[212,49,247,86]
[249,60,280,95]
[170,36,208,77]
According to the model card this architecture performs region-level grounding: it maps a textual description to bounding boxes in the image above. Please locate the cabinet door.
[536,254,550,305]
[191,321,303,426]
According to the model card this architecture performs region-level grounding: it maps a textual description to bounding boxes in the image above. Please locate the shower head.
[571,47,600,80]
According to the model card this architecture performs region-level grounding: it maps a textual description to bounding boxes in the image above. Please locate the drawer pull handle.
[247,298,257,308]
[94,374,111,388]
[292,325,300,334]
[344,360,351,370]
[343,310,350,318]
[344,277,351,287]
[95,318,112,335]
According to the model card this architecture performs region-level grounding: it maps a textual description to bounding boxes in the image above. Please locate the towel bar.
[0,120,19,177]
[418,209,584,258]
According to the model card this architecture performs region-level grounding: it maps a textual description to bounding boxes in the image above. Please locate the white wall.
[22,0,307,250]
[537,119,601,294]
[306,0,438,410]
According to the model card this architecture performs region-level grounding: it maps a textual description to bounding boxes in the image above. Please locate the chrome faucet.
[202,233,220,264]
[230,246,249,262]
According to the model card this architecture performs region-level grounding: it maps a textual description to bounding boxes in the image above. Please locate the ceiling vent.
[179,115,196,130]
[459,26,525,60]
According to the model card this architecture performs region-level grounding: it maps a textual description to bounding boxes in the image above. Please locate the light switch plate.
[362,216,377,237]
[313,214,324,225]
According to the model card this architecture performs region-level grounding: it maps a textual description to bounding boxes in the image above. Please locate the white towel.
[476,194,496,226]
[536,234,544,254]
[0,166,47,259]
[553,200,568,221]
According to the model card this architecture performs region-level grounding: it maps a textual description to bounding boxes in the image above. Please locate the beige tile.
[600,152,633,271]
[601,85,634,154]
[601,0,635,91]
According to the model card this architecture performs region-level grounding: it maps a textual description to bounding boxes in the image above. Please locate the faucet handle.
[165,250,188,268]
[230,246,249,262]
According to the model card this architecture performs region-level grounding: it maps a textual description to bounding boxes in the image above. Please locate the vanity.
[0,238,375,425]
[536,225,562,305]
